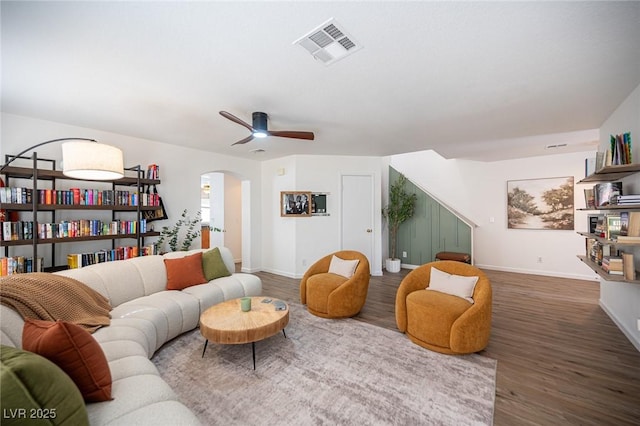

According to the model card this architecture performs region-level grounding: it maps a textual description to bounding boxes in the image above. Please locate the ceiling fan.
[219,111,315,145]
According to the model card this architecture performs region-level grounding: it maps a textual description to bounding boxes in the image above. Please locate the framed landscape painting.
[280,191,312,217]
[507,176,574,230]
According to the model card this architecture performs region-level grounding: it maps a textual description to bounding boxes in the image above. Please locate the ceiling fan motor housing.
[252,112,268,131]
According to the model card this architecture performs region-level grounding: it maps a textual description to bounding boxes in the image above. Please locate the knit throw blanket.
[0,273,111,333]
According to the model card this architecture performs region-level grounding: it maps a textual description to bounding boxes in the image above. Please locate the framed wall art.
[507,176,574,230]
[281,191,312,217]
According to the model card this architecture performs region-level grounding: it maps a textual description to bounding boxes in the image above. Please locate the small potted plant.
[382,173,417,273]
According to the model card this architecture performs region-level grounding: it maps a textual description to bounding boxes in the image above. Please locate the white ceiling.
[2,1,639,162]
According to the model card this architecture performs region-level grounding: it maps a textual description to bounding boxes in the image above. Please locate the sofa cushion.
[0,345,89,426]
[85,374,179,426]
[110,304,170,352]
[427,266,479,303]
[164,252,207,290]
[202,247,232,281]
[93,319,156,360]
[56,261,147,309]
[22,319,113,402]
[107,400,202,426]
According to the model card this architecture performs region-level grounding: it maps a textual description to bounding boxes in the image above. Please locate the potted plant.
[382,173,417,273]
[156,209,203,252]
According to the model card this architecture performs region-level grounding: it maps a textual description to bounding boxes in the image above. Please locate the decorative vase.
[386,258,401,273]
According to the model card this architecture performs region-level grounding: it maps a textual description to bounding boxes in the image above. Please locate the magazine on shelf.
[594,182,623,207]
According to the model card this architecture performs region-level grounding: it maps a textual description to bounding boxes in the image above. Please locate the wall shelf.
[578,163,640,184]
[577,255,640,285]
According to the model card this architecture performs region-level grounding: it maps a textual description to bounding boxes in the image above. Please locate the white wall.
[597,84,640,351]
[261,155,383,278]
[390,149,598,280]
[1,113,263,270]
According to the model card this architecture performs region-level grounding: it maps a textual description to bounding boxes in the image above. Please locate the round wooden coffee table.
[199,297,289,369]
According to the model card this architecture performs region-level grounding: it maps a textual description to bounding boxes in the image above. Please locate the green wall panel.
[389,167,471,265]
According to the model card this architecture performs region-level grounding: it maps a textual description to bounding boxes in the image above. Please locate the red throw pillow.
[164,252,207,290]
[22,319,113,402]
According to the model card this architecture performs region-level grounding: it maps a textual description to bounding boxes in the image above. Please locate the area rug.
[152,303,496,425]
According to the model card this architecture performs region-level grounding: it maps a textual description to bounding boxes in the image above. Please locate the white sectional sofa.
[0,247,261,425]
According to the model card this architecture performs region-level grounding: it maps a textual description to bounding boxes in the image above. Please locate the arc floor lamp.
[0,138,124,180]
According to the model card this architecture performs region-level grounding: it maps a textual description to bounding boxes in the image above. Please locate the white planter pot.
[386,258,401,273]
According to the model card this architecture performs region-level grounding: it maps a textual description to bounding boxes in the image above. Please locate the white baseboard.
[475,263,599,281]
[599,299,640,352]
[260,267,302,279]
[400,263,419,270]
[239,266,262,274]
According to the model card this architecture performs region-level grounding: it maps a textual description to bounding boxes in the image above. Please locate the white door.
[341,175,374,269]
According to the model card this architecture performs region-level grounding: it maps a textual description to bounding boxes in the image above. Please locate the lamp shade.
[62,141,124,180]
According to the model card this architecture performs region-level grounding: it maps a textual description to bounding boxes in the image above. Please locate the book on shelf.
[595,151,607,170]
[593,215,606,238]
[594,182,623,207]
[610,194,640,205]
[617,211,640,237]
[585,157,597,177]
[590,241,616,265]
[619,212,629,236]
[584,188,596,209]
[606,215,622,240]
[622,252,636,280]
[0,256,43,275]
[610,132,632,166]
[614,235,640,243]
[627,212,640,237]
[602,256,623,274]
[588,215,600,234]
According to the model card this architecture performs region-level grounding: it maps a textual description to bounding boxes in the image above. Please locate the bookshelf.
[0,155,161,273]
[578,163,640,284]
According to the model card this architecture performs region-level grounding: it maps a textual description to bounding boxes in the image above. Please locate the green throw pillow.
[202,248,232,281]
[0,345,89,426]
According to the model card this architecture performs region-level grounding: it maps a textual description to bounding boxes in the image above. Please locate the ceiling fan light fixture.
[220,110,314,145]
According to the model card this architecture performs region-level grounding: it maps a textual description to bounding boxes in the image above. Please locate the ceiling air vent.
[545,143,568,149]
[293,18,363,66]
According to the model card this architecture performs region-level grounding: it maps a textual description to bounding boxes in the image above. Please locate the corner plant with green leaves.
[382,173,417,260]
[157,209,203,252]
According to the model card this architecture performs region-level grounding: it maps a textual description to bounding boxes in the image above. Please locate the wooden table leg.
[202,340,208,358]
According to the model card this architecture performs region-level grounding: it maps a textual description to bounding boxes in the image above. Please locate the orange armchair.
[300,251,370,318]
[395,261,492,354]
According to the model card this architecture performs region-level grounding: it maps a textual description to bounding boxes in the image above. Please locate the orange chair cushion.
[306,273,347,314]
[406,289,472,348]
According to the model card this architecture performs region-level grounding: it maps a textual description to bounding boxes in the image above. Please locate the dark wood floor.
[255,268,640,426]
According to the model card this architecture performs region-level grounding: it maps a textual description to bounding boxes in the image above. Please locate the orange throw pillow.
[22,319,112,402]
[164,252,207,290]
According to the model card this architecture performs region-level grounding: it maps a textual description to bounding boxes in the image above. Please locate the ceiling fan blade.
[219,111,254,132]
[232,135,255,145]
[268,130,315,140]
